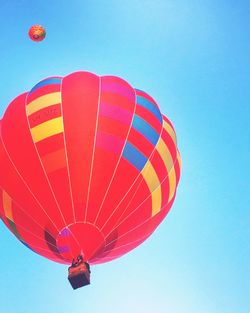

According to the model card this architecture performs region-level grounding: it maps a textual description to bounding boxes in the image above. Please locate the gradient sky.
[0,1,249,312]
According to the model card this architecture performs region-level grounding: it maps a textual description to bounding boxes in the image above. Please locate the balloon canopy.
[0,71,181,265]
[28,25,46,42]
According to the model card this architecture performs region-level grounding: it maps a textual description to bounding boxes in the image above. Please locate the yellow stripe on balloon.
[157,120,178,202]
[156,137,174,172]
[155,135,176,203]
[3,191,13,221]
[177,150,182,171]
[26,92,61,116]
[141,161,162,216]
[168,167,176,202]
[156,136,176,201]
[163,119,176,145]
[30,117,63,143]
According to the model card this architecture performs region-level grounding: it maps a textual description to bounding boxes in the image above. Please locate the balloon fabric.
[0,71,181,265]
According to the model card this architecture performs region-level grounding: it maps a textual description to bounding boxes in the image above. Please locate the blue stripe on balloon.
[21,240,34,252]
[132,115,159,146]
[136,94,163,123]
[122,142,148,171]
[30,77,62,93]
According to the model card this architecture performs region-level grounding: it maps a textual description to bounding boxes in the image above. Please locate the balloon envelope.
[0,71,181,265]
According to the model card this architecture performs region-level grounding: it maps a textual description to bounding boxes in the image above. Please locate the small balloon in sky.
[28,25,46,42]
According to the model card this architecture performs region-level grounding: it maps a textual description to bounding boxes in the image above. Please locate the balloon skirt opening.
[56,222,105,262]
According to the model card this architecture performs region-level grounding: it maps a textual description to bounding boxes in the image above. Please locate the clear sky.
[0,1,249,312]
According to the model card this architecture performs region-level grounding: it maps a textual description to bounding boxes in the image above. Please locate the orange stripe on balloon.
[2,190,13,221]
[35,133,65,157]
[41,148,67,173]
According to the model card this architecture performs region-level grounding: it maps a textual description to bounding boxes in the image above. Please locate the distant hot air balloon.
[28,25,46,42]
[0,71,181,289]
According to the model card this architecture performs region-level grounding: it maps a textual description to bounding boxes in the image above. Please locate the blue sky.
[0,1,249,312]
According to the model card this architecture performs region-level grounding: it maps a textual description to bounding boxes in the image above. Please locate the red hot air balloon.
[28,25,46,42]
[0,71,181,288]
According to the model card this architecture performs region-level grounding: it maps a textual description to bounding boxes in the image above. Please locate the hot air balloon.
[0,71,181,289]
[28,25,46,42]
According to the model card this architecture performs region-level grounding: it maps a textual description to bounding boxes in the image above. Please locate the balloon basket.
[68,262,90,289]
